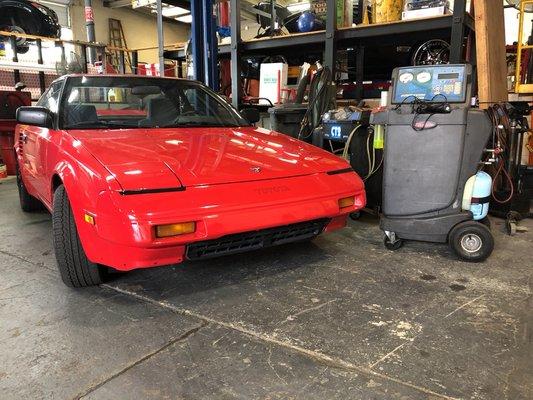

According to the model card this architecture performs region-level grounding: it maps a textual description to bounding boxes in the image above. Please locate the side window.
[37,81,62,113]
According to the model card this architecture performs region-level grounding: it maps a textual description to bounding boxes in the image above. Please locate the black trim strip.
[327,168,354,176]
[120,187,186,195]
[471,196,490,204]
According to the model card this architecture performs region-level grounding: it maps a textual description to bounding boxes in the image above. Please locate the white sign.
[259,63,288,105]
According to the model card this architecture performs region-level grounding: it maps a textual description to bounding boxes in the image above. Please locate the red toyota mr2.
[15,75,365,287]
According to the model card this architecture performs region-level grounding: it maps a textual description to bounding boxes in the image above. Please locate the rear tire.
[52,185,108,287]
[448,221,494,262]
[16,159,44,212]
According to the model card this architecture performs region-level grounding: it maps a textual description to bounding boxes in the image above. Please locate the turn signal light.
[84,213,95,225]
[156,222,196,238]
[338,196,355,209]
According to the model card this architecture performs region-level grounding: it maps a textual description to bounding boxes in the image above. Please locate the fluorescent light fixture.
[175,14,192,23]
[286,1,310,12]
[162,6,188,17]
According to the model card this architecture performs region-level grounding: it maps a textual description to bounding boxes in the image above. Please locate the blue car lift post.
[190,0,219,90]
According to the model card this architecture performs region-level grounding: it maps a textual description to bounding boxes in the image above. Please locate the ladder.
[108,18,132,73]
[515,0,533,93]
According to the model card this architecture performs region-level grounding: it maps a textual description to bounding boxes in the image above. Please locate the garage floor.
[1,178,532,400]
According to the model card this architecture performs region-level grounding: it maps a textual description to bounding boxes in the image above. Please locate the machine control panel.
[391,64,469,104]
[321,109,371,142]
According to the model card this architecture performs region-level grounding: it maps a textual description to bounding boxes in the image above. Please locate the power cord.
[394,94,451,132]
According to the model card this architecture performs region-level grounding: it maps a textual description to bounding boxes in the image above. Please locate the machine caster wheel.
[505,211,522,236]
[350,212,361,221]
[448,221,494,262]
[383,235,403,251]
[507,220,517,236]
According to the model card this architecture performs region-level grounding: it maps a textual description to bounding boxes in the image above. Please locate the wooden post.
[474,0,507,107]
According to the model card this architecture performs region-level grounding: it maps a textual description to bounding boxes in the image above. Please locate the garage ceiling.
[103,0,300,23]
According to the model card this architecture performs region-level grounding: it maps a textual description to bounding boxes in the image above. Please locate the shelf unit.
[164,0,474,108]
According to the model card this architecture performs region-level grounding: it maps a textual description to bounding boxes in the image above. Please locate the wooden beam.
[474,0,508,107]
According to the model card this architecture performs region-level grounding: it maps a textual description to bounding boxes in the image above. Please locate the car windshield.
[59,76,249,130]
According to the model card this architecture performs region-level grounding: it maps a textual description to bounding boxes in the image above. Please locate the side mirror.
[240,107,260,124]
[16,106,53,128]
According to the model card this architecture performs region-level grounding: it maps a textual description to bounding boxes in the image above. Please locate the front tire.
[52,185,108,287]
[448,221,494,262]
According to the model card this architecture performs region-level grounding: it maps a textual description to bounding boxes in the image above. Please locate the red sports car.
[15,75,366,287]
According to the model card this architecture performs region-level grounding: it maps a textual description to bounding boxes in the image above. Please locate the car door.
[19,80,62,200]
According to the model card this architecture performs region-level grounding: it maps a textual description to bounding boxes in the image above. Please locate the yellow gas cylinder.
[373,0,402,23]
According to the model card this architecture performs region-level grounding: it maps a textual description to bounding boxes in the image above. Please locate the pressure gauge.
[399,72,414,83]
[416,71,431,83]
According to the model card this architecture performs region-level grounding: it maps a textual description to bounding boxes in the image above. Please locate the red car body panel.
[15,78,366,271]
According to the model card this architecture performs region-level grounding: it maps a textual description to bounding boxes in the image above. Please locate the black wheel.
[479,217,491,229]
[52,185,108,287]
[411,39,450,66]
[16,158,44,212]
[349,212,361,221]
[0,24,29,53]
[383,235,403,251]
[448,221,494,262]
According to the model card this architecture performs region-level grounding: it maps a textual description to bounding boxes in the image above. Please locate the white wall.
[505,7,532,45]
[69,0,190,63]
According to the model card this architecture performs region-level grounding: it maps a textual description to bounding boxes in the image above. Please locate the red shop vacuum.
[0,88,31,176]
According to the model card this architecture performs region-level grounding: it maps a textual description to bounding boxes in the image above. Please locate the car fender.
[48,133,129,263]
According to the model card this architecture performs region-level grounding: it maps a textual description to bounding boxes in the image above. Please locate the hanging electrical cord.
[484,104,515,204]
[298,66,333,140]
[339,123,383,181]
[362,128,383,181]
[341,124,361,160]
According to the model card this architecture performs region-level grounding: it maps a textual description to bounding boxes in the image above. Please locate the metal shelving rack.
[164,0,473,108]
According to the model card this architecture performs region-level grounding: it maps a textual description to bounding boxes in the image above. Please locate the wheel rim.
[1,26,26,46]
[460,233,482,253]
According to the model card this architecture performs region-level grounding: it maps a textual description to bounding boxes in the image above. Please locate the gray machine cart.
[373,64,495,261]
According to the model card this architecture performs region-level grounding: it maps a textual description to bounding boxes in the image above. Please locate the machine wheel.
[52,185,108,287]
[349,212,361,221]
[479,217,491,229]
[506,220,517,236]
[16,160,43,212]
[448,221,494,262]
[383,235,403,251]
[506,211,522,236]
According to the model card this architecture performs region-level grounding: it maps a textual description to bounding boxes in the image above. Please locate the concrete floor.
[0,178,532,400]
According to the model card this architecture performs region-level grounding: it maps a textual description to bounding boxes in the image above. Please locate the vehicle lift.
[189,0,219,90]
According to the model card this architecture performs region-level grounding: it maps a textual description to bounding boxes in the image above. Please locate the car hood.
[68,126,350,191]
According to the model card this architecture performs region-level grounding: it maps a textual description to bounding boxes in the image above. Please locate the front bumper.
[76,172,365,271]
